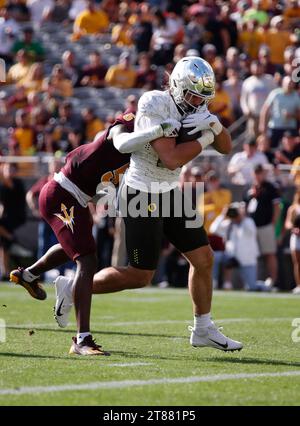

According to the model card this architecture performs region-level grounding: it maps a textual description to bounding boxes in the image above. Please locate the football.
[176,126,203,144]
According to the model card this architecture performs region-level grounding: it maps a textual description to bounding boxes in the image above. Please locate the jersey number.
[101,163,129,185]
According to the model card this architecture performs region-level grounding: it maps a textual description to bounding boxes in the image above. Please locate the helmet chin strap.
[170,92,208,116]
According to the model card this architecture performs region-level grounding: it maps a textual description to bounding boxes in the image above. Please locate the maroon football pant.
[39,180,96,261]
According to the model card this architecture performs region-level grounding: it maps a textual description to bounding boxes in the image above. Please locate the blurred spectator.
[61,50,80,87]
[218,3,238,49]
[0,162,26,279]
[42,64,73,98]
[135,51,157,90]
[238,20,263,59]
[209,78,234,126]
[260,75,300,147]
[228,139,268,185]
[283,46,297,77]
[124,94,137,114]
[240,61,276,138]
[17,62,44,94]
[274,132,300,165]
[290,156,300,187]
[72,0,109,39]
[223,67,243,118]
[202,170,232,232]
[0,6,19,66]
[209,202,269,291]
[81,107,104,142]
[43,0,71,24]
[130,7,153,54]
[283,0,300,27]
[262,15,293,66]
[49,101,84,152]
[105,51,137,89]
[6,49,31,84]
[9,109,36,156]
[225,46,240,70]
[31,106,51,152]
[80,51,107,88]
[258,45,277,75]
[239,52,252,79]
[4,84,27,113]
[184,10,205,52]
[173,43,187,64]
[150,8,178,66]
[256,133,275,165]
[196,6,230,55]
[285,189,300,294]
[69,0,85,21]
[11,26,45,63]
[230,0,248,24]
[6,0,30,22]
[212,56,227,81]
[111,10,133,47]
[243,0,269,26]
[245,164,281,287]
[27,0,54,27]
[202,43,217,67]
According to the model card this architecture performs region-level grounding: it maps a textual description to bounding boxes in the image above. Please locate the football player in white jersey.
[54,57,243,352]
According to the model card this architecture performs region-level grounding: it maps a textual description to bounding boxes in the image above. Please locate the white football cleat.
[189,323,243,352]
[54,276,73,328]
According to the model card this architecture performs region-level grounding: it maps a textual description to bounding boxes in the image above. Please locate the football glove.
[182,112,223,136]
[160,118,181,138]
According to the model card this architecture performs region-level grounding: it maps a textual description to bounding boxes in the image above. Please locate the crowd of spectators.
[0,0,300,291]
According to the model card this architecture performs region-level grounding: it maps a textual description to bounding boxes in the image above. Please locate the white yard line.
[106,362,153,367]
[6,317,294,329]
[1,371,300,396]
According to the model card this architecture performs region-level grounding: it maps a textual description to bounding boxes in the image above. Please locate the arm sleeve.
[112,124,164,154]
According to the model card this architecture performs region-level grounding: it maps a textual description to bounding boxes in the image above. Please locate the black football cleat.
[10,267,47,300]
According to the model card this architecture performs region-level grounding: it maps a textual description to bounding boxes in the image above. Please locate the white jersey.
[125,90,184,193]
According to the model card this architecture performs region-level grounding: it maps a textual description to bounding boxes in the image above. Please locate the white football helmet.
[169,56,216,114]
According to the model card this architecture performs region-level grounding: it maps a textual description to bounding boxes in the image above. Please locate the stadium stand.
[0,0,299,292]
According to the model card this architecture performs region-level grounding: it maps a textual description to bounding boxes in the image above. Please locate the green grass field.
[0,282,300,406]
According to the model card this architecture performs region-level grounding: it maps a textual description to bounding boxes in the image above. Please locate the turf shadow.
[7,326,186,340]
[205,356,300,368]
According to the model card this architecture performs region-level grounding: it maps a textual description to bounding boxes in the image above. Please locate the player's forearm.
[211,128,232,154]
[112,125,164,153]
[160,141,202,170]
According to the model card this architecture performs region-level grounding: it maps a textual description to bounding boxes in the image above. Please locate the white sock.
[194,313,213,329]
[23,268,39,282]
[77,332,91,345]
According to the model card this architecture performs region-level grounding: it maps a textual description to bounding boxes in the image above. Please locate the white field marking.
[112,297,175,303]
[6,317,294,329]
[1,371,300,396]
[2,286,299,299]
[106,362,153,367]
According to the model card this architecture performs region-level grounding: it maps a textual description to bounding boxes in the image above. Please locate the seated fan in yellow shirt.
[72,0,109,40]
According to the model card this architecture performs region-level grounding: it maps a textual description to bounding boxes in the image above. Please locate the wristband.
[197,130,214,149]
[209,120,223,136]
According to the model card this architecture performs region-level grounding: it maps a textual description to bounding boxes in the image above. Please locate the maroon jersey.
[61,112,134,197]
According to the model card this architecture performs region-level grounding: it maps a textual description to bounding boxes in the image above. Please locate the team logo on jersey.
[123,113,135,121]
[54,203,75,233]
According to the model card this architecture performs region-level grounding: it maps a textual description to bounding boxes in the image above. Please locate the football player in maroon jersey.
[10,112,181,355]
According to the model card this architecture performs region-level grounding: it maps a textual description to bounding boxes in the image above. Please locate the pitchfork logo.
[54,203,75,233]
